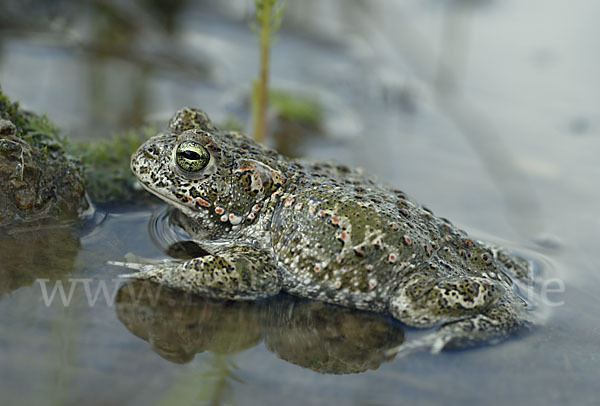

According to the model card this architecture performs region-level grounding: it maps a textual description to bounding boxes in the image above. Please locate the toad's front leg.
[110,245,282,300]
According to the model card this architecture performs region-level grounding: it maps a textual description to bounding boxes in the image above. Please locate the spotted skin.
[121,245,281,299]
[115,107,533,352]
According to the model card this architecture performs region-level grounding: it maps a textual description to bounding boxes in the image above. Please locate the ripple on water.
[148,204,200,256]
[491,239,562,326]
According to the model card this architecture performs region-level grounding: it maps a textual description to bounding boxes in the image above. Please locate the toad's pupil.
[181,150,201,160]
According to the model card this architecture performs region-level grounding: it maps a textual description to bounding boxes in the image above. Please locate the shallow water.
[1,1,599,405]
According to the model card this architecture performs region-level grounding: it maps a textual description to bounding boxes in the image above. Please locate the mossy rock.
[0,88,88,226]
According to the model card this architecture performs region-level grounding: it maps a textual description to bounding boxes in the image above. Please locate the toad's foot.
[110,245,282,300]
[386,297,529,356]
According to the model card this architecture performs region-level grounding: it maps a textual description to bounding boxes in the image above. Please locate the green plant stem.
[252,2,272,143]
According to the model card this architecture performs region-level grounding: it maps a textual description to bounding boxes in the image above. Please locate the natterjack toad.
[111,108,533,353]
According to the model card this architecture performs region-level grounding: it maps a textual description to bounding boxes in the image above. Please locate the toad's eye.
[175,141,210,172]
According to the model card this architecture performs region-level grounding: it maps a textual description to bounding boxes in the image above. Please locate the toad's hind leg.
[110,245,282,300]
[390,276,505,328]
[432,296,530,351]
[387,297,530,355]
[388,276,527,353]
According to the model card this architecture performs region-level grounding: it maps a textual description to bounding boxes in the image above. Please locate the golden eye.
[175,141,210,172]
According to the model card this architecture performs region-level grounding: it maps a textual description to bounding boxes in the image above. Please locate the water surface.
[1,1,599,405]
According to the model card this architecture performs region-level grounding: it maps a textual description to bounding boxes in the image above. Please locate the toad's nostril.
[144,145,158,158]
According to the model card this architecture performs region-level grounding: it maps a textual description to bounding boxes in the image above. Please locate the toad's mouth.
[136,180,203,217]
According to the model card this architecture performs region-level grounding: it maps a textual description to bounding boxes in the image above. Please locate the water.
[1,1,599,404]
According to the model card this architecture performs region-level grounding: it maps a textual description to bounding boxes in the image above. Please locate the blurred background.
[1,0,597,236]
[1,1,599,405]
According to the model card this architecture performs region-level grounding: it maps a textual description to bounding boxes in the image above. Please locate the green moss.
[0,87,22,124]
[269,89,322,127]
[73,126,156,203]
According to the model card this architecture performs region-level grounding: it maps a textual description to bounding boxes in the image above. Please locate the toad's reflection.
[115,280,404,374]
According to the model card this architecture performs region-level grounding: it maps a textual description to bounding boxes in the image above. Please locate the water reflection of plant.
[157,353,240,406]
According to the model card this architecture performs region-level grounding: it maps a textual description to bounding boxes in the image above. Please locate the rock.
[0,88,89,226]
